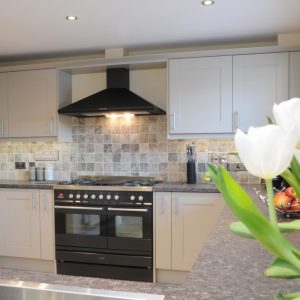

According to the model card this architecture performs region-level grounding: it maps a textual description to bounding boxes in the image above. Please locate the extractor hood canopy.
[58,68,166,118]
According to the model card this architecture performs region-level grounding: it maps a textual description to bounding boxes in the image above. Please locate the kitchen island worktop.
[1,186,299,299]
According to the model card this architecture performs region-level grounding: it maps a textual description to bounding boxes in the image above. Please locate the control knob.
[76,194,81,199]
[83,194,89,200]
[99,194,104,200]
[130,195,135,201]
[69,193,74,199]
[91,194,96,200]
[114,195,119,200]
[107,195,112,200]
[138,196,144,201]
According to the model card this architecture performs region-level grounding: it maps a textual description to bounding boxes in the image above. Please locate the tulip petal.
[235,125,297,179]
[273,98,300,144]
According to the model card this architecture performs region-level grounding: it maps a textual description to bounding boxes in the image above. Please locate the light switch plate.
[35,150,59,161]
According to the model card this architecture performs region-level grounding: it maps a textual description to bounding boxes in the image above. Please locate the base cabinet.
[155,192,224,278]
[0,189,54,261]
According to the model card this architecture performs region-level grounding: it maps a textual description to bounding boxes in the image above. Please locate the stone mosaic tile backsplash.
[0,116,258,183]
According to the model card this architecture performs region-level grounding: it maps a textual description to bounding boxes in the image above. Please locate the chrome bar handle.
[108,207,148,213]
[160,198,165,215]
[233,112,239,131]
[55,206,103,211]
[175,198,179,216]
[43,193,49,210]
[50,118,53,134]
[32,192,36,209]
[170,112,176,132]
[1,120,4,136]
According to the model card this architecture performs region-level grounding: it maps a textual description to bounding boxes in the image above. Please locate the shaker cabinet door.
[171,193,224,271]
[8,69,57,137]
[40,190,55,260]
[233,52,289,132]
[289,51,300,98]
[0,73,9,137]
[155,192,172,270]
[168,56,233,135]
[0,189,41,259]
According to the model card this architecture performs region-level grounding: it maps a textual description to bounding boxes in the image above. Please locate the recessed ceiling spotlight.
[201,0,214,6]
[66,15,78,21]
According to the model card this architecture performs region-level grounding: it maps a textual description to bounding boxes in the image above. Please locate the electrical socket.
[227,163,247,172]
[15,162,26,169]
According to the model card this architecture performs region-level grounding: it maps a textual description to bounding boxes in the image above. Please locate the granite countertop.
[0,180,219,193]
[1,186,299,299]
[0,180,58,189]
[153,182,219,193]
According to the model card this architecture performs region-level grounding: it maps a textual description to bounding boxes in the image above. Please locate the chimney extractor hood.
[58,68,166,118]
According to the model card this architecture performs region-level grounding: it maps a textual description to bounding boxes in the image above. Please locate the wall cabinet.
[168,56,233,136]
[168,52,290,136]
[289,51,300,98]
[155,192,224,272]
[0,189,54,261]
[0,69,72,140]
[233,52,289,132]
[0,73,8,137]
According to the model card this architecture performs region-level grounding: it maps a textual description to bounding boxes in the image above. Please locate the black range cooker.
[54,176,158,282]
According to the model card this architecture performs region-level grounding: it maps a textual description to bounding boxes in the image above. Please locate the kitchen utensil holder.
[187,161,196,184]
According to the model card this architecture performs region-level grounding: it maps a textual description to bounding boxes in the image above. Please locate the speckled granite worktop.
[1,186,299,299]
[153,182,219,193]
[0,180,219,193]
[0,180,58,189]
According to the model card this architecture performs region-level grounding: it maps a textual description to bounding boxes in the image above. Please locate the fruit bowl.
[256,188,300,219]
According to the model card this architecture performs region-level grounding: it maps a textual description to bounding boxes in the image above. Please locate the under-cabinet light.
[104,113,135,119]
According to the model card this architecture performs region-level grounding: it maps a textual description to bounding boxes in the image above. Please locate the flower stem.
[266,179,278,230]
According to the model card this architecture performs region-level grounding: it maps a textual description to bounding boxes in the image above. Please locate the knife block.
[187,161,196,184]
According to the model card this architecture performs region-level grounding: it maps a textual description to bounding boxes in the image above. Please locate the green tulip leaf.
[227,150,238,156]
[281,167,300,201]
[229,222,255,239]
[229,220,300,240]
[276,291,300,300]
[265,258,300,279]
[208,164,300,271]
[278,220,300,232]
[291,157,300,185]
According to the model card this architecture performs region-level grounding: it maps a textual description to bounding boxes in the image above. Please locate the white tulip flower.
[273,98,300,145]
[234,125,297,180]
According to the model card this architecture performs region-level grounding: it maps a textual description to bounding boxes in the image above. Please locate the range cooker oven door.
[55,206,107,250]
[107,207,152,253]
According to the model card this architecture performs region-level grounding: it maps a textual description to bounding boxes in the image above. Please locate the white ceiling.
[1,0,300,61]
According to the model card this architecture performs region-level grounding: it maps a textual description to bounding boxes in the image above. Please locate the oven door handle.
[55,205,103,211]
[107,207,148,213]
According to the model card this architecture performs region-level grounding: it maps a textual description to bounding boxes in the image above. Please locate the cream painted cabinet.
[155,192,224,273]
[168,56,233,136]
[289,51,300,98]
[0,69,72,140]
[0,189,54,260]
[0,73,8,137]
[233,52,289,132]
[8,69,58,137]
[155,192,172,269]
[40,190,54,260]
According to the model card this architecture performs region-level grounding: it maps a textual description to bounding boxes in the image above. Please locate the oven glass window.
[115,216,143,238]
[65,213,100,235]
